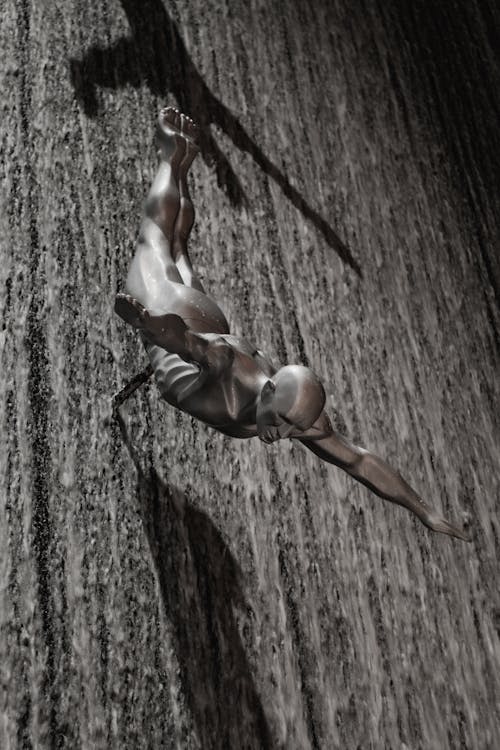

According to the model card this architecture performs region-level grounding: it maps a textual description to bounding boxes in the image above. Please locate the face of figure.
[256,380,301,444]
[256,366,327,444]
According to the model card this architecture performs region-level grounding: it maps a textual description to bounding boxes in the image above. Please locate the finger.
[426,514,471,542]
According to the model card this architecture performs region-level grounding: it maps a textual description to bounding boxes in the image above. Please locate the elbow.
[347,452,387,495]
[348,451,404,502]
[346,449,370,479]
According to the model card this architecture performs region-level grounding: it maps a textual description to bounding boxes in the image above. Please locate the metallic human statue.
[115,107,469,542]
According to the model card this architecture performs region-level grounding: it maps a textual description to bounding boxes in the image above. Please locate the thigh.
[126,250,229,334]
[125,240,183,307]
[168,284,230,334]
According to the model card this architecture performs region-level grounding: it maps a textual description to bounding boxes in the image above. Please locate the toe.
[181,114,199,142]
[161,106,176,125]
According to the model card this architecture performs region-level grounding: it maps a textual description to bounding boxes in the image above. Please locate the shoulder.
[253,349,276,377]
[218,335,276,376]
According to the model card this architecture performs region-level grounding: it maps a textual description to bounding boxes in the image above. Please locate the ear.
[261,379,276,398]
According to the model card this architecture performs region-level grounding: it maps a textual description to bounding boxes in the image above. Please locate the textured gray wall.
[1,0,499,748]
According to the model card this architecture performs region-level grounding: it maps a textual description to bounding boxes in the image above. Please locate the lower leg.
[172,117,205,292]
[126,108,186,296]
[173,170,205,292]
[143,107,186,248]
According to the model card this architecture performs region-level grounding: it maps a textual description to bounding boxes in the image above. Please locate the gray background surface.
[1,0,499,748]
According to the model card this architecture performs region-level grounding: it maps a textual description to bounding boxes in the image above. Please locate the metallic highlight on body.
[115,106,469,543]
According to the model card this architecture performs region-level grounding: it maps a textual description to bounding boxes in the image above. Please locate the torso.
[128,234,275,434]
[134,275,276,435]
[146,334,276,438]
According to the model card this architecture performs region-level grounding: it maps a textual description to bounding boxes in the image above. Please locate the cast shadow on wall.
[114,409,273,749]
[69,0,360,275]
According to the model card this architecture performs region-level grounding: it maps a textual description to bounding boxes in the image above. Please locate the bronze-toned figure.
[115,107,469,542]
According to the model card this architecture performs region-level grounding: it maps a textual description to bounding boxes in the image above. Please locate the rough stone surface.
[1,1,499,748]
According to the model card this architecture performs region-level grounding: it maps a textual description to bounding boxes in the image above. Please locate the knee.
[345,449,371,479]
[125,248,169,301]
[145,191,179,232]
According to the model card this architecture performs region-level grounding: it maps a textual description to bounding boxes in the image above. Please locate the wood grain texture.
[1,0,499,748]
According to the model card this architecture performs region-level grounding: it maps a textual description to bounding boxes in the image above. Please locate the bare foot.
[115,293,188,349]
[179,112,200,176]
[156,106,186,165]
[115,292,150,329]
[180,112,199,143]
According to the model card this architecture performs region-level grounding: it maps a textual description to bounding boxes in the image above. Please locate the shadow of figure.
[114,408,274,749]
[69,0,360,275]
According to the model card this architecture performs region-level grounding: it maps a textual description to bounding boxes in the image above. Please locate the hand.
[423,510,471,542]
[258,427,280,444]
[258,422,297,444]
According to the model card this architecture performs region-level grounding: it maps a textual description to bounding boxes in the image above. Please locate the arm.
[115,293,234,376]
[297,413,469,541]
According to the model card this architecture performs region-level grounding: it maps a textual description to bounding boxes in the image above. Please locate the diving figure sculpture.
[115,107,469,542]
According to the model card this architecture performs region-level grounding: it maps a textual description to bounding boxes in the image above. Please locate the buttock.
[152,280,230,334]
[125,240,229,334]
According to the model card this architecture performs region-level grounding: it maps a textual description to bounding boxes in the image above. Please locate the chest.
[188,350,261,425]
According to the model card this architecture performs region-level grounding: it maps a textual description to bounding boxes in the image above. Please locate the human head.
[256,365,326,443]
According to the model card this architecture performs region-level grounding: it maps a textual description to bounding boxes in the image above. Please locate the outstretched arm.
[297,413,469,541]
